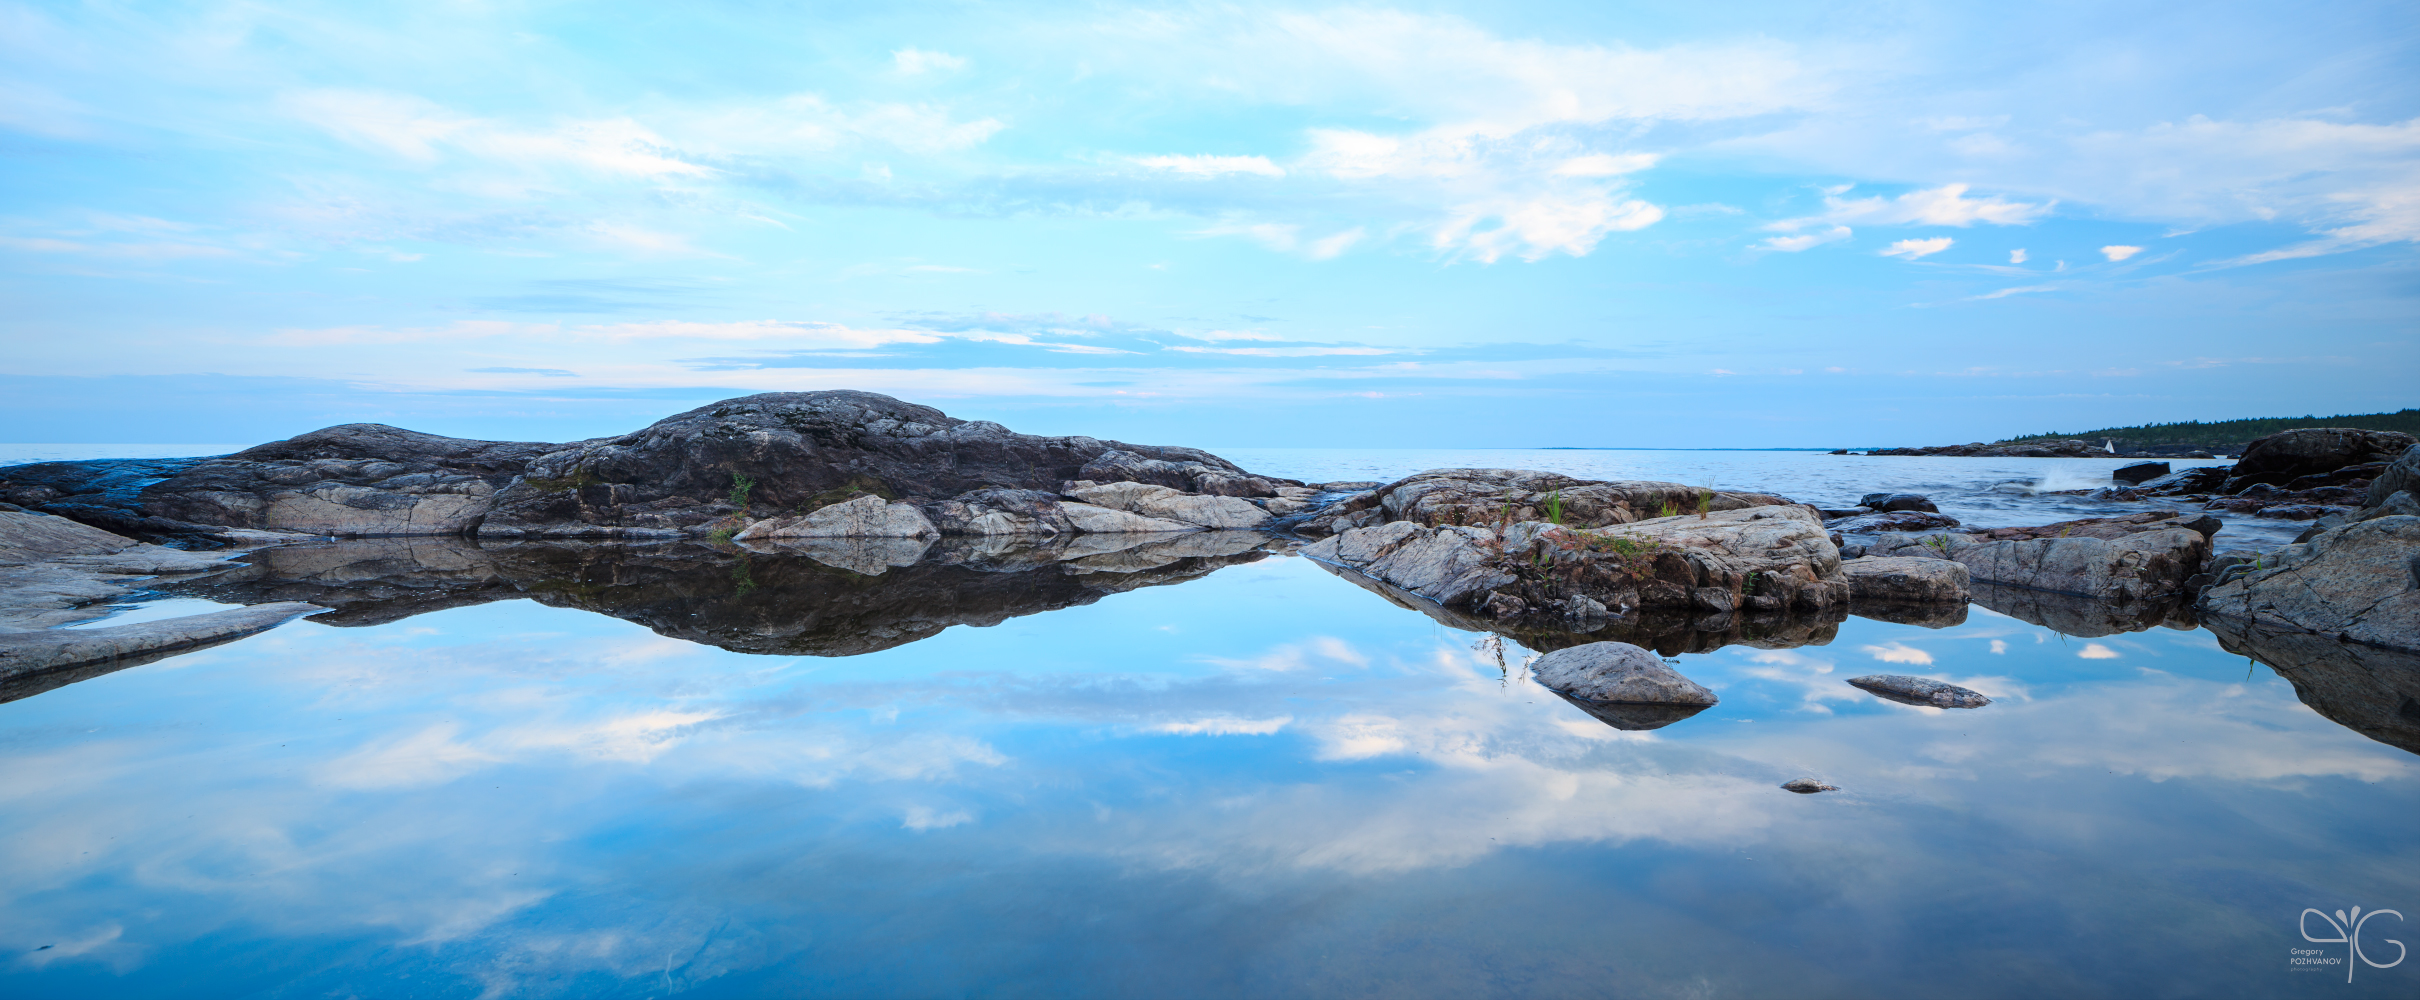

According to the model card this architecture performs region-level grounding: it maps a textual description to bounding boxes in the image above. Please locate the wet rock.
[2136,465,2231,496]
[2223,428,2416,494]
[1781,779,1838,794]
[1830,510,1962,533]
[1530,641,1718,731]
[0,510,248,630]
[2114,461,2171,485]
[2255,504,2351,521]
[1858,493,1939,513]
[1958,511,2221,544]
[1842,556,1970,604]
[0,602,324,705]
[2197,515,2420,652]
[2368,445,2420,508]
[1063,482,1271,529]
[1847,674,1991,708]
[735,495,939,540]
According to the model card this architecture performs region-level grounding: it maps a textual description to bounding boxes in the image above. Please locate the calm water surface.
[3,449,2412,998]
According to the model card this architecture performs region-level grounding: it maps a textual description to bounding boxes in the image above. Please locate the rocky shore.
[2,392,2413,751]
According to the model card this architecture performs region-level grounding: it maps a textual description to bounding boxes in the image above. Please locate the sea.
[1,446,2411,998]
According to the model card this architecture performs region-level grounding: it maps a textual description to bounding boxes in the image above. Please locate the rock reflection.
[173,532,1282,658]
[1967,582,2193,638]
[2203,616,2420,757]
[1310,559,1846,657]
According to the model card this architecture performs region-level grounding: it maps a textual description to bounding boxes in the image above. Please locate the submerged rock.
[1781,779,1838,794]
[1847,674,1991,709]
[1529,641,1718,731]
[0,602,324,704]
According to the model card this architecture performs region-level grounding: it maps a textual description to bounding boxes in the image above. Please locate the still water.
[3,450,2412,998]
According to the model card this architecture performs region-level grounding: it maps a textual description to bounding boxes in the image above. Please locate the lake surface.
[3,449,2413,998]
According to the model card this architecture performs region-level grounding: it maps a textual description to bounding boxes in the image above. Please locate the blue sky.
[2,1,2414,447]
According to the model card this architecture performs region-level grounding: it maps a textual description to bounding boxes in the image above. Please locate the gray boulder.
[735,495,939,540]
[1529,641,1718,731]
[2136,465,2231,496]
[2197,515,2420,651]
[1063,482,1271,529]
[1830,510,1961,533]
[1870,526,2208,602]
[1847,674,1991,708]
[1842,556,1971,604]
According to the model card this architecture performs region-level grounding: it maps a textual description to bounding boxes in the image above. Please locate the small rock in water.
[1781,779,1838,794]
[1858,493,1939,513]
[2112,461,2170,485]
[1846,674,1991,709]
[1529,642,1719,731]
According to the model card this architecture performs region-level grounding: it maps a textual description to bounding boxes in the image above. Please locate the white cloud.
[1881,237,1954,259]
[1774,184,2051,232]
[1860,642,1935,665]
[1306,227,1366,259]
[2008,249,2028,264]
[891,47,967,74]
[1153,716,1293,736]
[2077,643,2122,659]
[1132,154,1285,178]
[1759,225,1850,252]
[1435,192,1664,263]
[2100,245,2144,261]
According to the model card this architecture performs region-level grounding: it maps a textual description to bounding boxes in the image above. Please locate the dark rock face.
[2369,445,2420,508]
[1962,511,2220,544]
[1830,510,1961,533]
[2135,465,2231,496]
[481,392,1255,538]
[1075,450,1282,497]
[0,427,562,544]
[2204,615,2420,757]
[2222,428,2416,493]
[1858,493,1939,513]
[1847,674,1991,708]
[2113,461,2170,485]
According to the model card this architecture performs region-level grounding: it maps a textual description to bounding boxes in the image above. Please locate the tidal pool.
[1,451,2413,998]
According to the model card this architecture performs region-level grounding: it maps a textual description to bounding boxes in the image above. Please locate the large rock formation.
[1301,505,1848,623]
[2368,445,2420,507]
[0,391,1292,544]
[2222,428,2416,494]
[0,508,245,630]
[1869,513,2212,603]
[2197,515,2420,652]
[1290,469,1788,537]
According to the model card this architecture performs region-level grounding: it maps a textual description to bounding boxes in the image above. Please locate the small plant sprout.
[1696,482,1716,519]
[1658,500,1680,519]
[728,473,756,509]
[1545,490,1567,526]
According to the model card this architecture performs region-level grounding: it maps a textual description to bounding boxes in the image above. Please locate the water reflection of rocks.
[170,531,1280,658]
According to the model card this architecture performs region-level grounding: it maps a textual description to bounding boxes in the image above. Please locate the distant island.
[1864,408,2418,458]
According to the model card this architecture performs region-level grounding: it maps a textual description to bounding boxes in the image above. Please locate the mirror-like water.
[3,450,2412,998]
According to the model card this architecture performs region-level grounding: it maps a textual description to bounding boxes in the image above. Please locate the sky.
[1,0,2415,448]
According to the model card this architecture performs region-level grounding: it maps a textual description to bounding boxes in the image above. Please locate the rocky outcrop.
[1847,674,1991,708]
[1302,505,1848,626]
[2369,445,2420,507]
[1062,481,1272,529]
[0,426,556,543]
[1829,510,1962,533]
[0,392,1291,544]
[1291,469,1789,537]
[2197,515,2420,652]
[1842,556,1970,605]
[734,495,939,540]
[1961,511,2221,544]
[1,602,324,705]
[0,509,245,630]
[2114,461,2170,484]
[2222,428,2415,494]
[1870,517,2210,602]
[2134,465,2231,496]
[1529,641,1718,731]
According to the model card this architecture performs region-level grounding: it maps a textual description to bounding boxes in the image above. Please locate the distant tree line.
[2000,408,2420,449]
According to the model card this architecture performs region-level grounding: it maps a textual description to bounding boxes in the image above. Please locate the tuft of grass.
[1695,482,1715,520]
[1544,490,1566,526]
[1657,500,1680,519]
[728,473,756,509]
[707,526,737,544]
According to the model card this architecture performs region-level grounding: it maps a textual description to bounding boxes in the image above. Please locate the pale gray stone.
[1530,641,1719,706]
[1847,674,1991,708]
[1057,502,1200,534]
[1064,482,1270,529]
[734,495,939,540]
[1842,556,1971,604]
